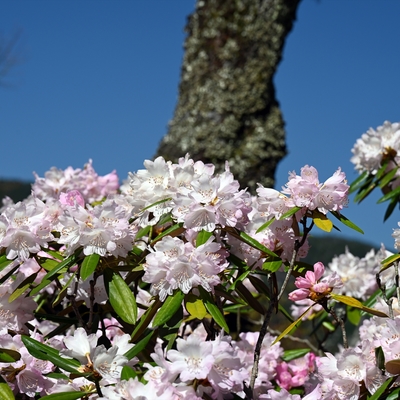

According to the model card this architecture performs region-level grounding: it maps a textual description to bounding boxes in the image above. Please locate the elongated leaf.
[347,305,361,326]
[237,231,278,258]
[272,304,314,345]
[131,299,162,342]
[153,290,185,327]
[29,276,53,296]
[38,257,60,271]
[386,388,400,400]
[255,217,275,234]
[235,281,266,314]
[279,206,302,220]
[185,294,208,319]
[52,272,76,307]
[229,270,251,291]
[282,348,310,362]
[42,253,78,280]
[367,376,395,400]
[124,330,154,360]
[377,185,400,204]
[198,287,229,333]
[262,257,282,273]
[379,166,399,189]
[0,382,15,400]
[380,253,400,272]
[329,211,364,234]
[121,365,138,381]
[312,211,333,232]
[21,336,81,373]
[0,348,20,363]
[384,195,399,221]
[375,159,390,180]
[0,255,13,273]
[40,391,92,400]
[9,272,38,302]
[331,294,388,317]
[349,171,369,194]
[375,346,385,372]
[150,223,185,245]
[80,253,100,281]
[109,273,137,325]
[140,197,172,213]
[196,229,213,247]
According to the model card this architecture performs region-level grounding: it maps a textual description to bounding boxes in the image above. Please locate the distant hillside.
[304,234,382,265]
[0,179,32,203]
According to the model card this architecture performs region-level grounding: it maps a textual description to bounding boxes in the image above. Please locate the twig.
[248,216,313,396]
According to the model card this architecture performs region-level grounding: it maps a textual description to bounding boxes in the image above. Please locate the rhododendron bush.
[1,121,400,399]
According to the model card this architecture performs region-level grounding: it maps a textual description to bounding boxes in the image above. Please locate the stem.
[328,306,348,349]
[249,216,313,395]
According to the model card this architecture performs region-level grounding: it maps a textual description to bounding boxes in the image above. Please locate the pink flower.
[59,190,85,207]
[288,262,343,302]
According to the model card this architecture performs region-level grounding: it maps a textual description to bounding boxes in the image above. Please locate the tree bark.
[155,0,301,192]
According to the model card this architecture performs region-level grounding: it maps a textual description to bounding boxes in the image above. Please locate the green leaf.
[196,229,213,247]
[124,330,154,360]
[0,255,13,273]
[9,272,38,302]
[379,166,399,189]
[38,257,61,271]
[367,376,395,400]
[281,348,310,362]
[349,171,369,194]
[42,253,78,281]
[375,159,390,180]
[109,273,137,325]
[121,365,138,381]
[386,388,400,400]
[40,391,92,400]
[52,272,77,307]
[80,253,100,281]
[140,197,172,212]
[377,185,400,204]
[384,195,399,221]
[279,206,302,220]
[185,294,208,319]
[272,304,314,345]
[198,286,229,333]
[0,382,15,400]
[237,231,278,258]
[347,305,361,326]
[255,217,275,234]
[375,346,385,372]
[150,223,184,245]
[153,290,185,327]
[131,299,162,342]
[312,210,333,232]
[380,253,400,272]
[235,281,266,314]
[0,348,20,363]
[262,257,282,273]
[329,211,364,234]
[21,336,81,373]
[331,294,388,318]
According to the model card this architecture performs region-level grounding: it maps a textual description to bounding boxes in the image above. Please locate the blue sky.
[1,0,400,251]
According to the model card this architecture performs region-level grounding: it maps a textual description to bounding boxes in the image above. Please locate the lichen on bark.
[155,0,301,192]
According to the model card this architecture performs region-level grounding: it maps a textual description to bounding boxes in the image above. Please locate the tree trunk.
[155,0,301,192]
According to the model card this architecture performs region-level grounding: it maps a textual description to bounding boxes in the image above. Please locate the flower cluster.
[351,121,400,177]
[0,148,398,400]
